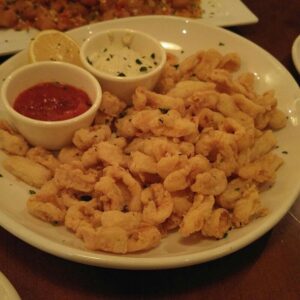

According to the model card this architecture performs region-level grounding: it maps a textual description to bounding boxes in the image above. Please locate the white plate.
[0,272,21,300]
[292,35,300,74]
[0,0,257,56]
[0,16,299,270]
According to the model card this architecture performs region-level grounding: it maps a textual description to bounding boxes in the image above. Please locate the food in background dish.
[0,48,287,254]
[0,0,202,31]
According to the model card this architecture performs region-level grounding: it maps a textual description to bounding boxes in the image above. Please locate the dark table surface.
[0,1,300,299]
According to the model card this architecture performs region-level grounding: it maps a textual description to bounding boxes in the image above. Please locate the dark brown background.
[1,1,300,299]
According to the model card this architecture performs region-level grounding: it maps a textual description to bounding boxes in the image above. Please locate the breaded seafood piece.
[217,178,252,210]
[191,168,228,196]
[96,166,142,212]
[232,185,267,227]
[195,129,238,176]
[157,154,187,179]
[141,183,174,225]
[201,208,231,239]
[167,80,216,99]
[127,226,161,253]
[179,194,215,237]
[27,196,65,224]
[194,49,223,81]
[72,124,111,150]
[54,162,98,193]
[130,109,197,138]
[99,91,127,116]
[77,223,161,254]
[78,225,128,253]
[101,210,142,231]
[97,141,127,167]
[95,175,127,211]
[218,52,241,72]
[26,146,60,174]
[125,137,194,162]
[58,146,83,164]
[238,152,283,184]
[65,201,102,233]
[0,120,29,155]
[129,151,157,175]
[3,155,52,188]
[133,86,185,115]
[163,154,211,192]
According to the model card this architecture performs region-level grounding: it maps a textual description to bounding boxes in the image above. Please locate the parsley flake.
[119,111,127,118]
[159,108,170,114]
[139,66,148,72]
[79,194,92,201]
[135,58,142,65]
[86,57,93,65]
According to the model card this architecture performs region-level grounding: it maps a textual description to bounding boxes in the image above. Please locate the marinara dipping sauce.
[13,82,91,121]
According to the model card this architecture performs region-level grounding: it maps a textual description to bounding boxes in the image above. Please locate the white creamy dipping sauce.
[86,33,159,77]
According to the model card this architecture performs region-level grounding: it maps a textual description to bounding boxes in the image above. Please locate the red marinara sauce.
[13,82,91,121]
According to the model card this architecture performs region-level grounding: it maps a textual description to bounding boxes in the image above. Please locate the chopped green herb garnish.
[110,54,114,58]
[117,72,126,77]
[122,205,129,213]
[0,174,3,177]
[135,58,142,65]
[173,64,179,69]
[29,190,36,195]
[86,57,93,65]
[106,58,110,61]
[150,53,155,59]
[119,111,127,118]
[159,108,170,114]
[103,48,107,52]
[282,151,288,154]
[139,66,148,72]
[80,194,92,201]
[219,42,225,46]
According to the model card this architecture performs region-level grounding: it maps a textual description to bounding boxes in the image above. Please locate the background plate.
[0,272,21,300]
[0,16,299,270]
[0,0,258,56]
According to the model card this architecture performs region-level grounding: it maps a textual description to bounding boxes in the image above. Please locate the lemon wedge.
[29,30,82,66]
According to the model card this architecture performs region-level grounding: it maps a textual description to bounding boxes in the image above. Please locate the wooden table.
[1,1,299,299]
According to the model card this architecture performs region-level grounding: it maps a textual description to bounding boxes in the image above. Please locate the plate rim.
[0,272,21,300]
[292,34,300,74]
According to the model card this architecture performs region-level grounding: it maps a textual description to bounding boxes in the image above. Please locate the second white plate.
[0,0,258,56]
